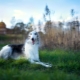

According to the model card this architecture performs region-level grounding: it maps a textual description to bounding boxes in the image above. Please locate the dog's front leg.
[35,61,52,68]
[29,59,52,67]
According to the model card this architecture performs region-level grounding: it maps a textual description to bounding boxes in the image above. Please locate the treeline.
[3,5,80,50]
[41,20,80,50]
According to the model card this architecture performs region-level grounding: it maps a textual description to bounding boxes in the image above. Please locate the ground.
[0,48,80,80]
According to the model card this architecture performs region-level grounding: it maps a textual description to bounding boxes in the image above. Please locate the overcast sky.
[0,0,80,28]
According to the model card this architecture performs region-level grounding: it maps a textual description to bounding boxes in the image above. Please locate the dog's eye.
[35,33,37,35]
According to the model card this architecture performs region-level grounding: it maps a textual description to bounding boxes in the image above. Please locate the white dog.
[0,31,52,67]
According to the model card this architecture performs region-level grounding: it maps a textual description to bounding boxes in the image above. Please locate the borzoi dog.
[0,31,52,67]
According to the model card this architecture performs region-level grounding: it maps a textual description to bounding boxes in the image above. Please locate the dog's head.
[27,30,39,45]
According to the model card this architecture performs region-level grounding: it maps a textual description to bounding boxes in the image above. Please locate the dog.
[0,31,52,67]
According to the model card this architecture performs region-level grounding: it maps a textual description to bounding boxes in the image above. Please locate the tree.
[71,9,75,17]
[38,20,42,31]
[10,17,16,29]
[29,17,34,24]
[25,22,33,31]
[58,21,63,30]
[28,17,35,30]
[70,9,80,32]
[45,5,51,21]
[70,9,76,32]
[12,22,25,34]
[16,22,25,31]
[43,14,46,22]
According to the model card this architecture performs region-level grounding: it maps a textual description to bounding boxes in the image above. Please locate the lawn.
[0,47,80,80]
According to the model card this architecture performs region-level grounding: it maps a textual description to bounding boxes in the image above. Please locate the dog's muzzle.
[32,38,35,45]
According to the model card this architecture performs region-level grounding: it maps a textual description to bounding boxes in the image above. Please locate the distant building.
[0,21,6,34]
[0,21,14,34]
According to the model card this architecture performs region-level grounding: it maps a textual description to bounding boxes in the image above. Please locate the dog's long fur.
[0,31,52,67]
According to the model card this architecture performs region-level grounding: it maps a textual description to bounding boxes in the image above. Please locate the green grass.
[0,34,22,40]
[0,48,80,80]
[0,34,23,49]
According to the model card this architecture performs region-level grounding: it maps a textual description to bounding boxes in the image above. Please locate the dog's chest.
[25,43,38,50]
[24,43,39,60]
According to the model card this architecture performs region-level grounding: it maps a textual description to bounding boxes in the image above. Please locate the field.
[0,0,80,79]
[0,47,80,80]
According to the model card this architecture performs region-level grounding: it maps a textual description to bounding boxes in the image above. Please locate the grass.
[0,35,24,49]
[0,46,80,80]
[0,34,23,40]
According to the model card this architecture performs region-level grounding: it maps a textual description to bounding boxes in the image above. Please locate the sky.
[0,0,80,28]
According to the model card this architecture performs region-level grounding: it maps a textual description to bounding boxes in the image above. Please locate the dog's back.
[0,44,24,59]
[9,44,24,54]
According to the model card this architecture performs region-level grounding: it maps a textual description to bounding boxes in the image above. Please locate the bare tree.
[10,17,16,29]
[29,17,34,24]
[38,20,42,31]
[71,9,75,17]
[58,21,63,30]
[43,14,46,22]
[45,5,51,21]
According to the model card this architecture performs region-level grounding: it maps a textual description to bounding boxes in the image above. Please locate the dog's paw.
[45,63,52,68]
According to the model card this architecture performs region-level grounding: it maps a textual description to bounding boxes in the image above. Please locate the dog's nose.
[32,38,34,41]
